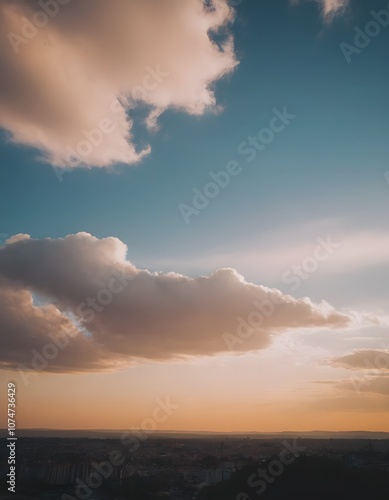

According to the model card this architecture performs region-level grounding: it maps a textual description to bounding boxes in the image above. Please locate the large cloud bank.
[0,233,352,373]
[0,0,237,168]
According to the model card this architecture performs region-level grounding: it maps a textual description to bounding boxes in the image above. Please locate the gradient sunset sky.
[0,0,389,432]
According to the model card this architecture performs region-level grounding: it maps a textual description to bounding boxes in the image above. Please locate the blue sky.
[0,0,388,431]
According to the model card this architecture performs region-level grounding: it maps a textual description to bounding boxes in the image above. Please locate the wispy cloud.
[291,0,351,21]
[328,349,389,372]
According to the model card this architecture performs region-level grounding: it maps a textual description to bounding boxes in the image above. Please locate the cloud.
[5,233,30,244]
[0,232,352,373]
[328,349,389,372]
[320,0,350,18]
[336,375,389,396]
[291,0,350,20]
[322,349,389,397]
[0,0,237,169]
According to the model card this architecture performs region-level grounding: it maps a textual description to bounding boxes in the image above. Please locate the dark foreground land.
[1,435,388,499]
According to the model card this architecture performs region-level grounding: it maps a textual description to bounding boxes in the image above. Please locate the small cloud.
[327,349,389,372]
[321,0,350,20]
[6,233,31,245]
[290,0,351,21]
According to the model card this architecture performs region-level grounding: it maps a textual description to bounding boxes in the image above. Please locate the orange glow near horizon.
[2,352,388,433]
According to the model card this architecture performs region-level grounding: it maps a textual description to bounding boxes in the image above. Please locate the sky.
[0,0,389,432]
